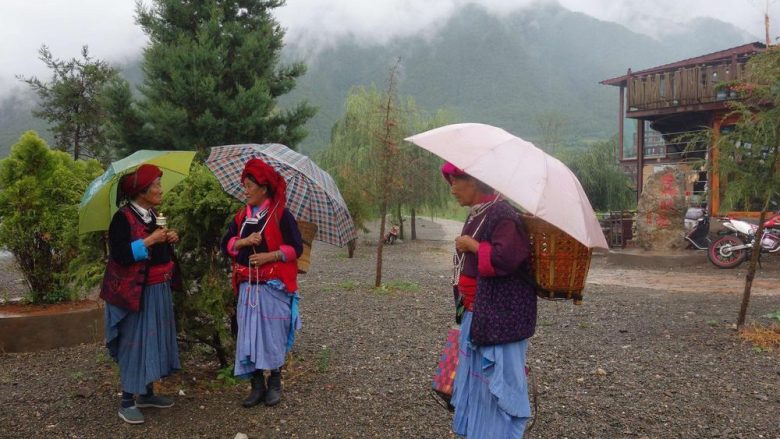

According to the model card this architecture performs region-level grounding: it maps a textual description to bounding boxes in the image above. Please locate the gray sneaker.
[118,405,144,424]
[136,394,174,408]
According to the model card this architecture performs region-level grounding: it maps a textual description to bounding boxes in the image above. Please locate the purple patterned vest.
[469,201,537,346]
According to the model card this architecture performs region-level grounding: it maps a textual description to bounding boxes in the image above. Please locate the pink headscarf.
[441,162,466,185]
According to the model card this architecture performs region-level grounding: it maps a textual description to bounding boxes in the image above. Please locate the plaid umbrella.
[205,143,357,247]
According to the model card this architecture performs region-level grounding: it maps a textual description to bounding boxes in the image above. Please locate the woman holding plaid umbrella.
[221,158,303,407]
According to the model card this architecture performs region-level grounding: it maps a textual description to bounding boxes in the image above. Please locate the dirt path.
[588,257,780,297]
[1,239,778,438]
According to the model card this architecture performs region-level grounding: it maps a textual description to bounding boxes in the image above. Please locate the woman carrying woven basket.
[220,158,303,408]
[443,162,537,438]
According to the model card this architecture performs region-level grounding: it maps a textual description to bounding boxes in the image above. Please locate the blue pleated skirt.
[234,280,301,377]
[104,281,181,395]
[452,311,531,439]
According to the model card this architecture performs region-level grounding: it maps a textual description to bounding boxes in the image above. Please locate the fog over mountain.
[0,1,763,156]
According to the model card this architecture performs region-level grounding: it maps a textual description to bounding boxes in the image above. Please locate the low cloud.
[1,0,775,99]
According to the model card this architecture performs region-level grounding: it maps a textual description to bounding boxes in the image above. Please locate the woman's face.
[243,178,268,207]
[135,177,163,208]
[450,176,480,207]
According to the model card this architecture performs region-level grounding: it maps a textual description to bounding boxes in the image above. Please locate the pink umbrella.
[405,123,608,249]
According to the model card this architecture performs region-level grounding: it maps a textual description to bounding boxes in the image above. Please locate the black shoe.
[264,372,282,406]
[242,372,266,408]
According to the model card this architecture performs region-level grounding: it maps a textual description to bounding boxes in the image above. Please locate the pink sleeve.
[227,236,239,258]
[280,244,298,262]
[478,241,497,277]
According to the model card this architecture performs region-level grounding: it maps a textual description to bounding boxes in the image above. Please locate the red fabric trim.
[147,261,175,285]
[478,241,497,277]
[279,244,297,262]
[226,236,239,257]
[458,274,477,311]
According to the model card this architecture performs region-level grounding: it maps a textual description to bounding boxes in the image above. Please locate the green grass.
[762,310,780,322]
[317,346,333,373]
[216,365,240,387]
[374,280,421,294]
[339,280,359,291]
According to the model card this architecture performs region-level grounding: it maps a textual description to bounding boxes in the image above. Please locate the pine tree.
[105,0,315,155]
[18,45,117,162]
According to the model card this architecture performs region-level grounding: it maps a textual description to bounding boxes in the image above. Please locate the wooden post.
[636,119,645,201]
[618,85,625,161]
[711,117,721,216]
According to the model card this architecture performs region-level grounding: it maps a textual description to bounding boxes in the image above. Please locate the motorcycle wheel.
[708,235,746,269]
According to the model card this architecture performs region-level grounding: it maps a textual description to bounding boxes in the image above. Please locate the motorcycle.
[383,225,399,245]
[708,212,780,268]
[684,207,711,250]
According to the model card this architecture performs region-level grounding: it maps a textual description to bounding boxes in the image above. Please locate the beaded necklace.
[451,196,499,286]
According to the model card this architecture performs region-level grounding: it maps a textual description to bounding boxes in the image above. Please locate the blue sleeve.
[130,239,149,261]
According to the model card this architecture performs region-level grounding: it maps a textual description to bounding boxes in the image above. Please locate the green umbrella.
[78,150,196,235]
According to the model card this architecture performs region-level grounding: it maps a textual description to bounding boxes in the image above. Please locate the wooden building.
[601,42,766,215]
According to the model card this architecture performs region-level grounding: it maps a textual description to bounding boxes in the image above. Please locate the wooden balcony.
[627,60,748,113]
[601,42,765,119]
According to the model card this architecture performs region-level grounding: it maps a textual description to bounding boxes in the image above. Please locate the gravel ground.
[1,234,779,438]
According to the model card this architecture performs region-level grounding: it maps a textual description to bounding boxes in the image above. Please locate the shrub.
[162,162,242,367]
[0,131,103,302]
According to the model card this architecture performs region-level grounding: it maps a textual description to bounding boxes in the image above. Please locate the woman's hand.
[455,235,479,253]
[165,229,179,244]
[143,228,168,247]
[248,251,281,267]
[238,232,263,249]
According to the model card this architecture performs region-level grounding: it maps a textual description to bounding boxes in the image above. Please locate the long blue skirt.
[452,311,531,438]
[104,281,180,395]
[234,280,301,377]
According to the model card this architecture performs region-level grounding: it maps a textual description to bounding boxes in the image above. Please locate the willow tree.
[561,139,635,211]
[712,46,780,327]
[396,103,453,240]
[321,61,451,285]
[320,70,402,286]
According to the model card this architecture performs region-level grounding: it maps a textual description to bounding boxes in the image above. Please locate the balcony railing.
[628,60,749,112]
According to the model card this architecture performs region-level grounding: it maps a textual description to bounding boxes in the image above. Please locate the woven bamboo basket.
[523,215,592,305]
[296,220,318,274]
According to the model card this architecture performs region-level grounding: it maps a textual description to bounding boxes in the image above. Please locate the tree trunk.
[73,128,81,160]
[211,331,228,369]
[375,200,387,287]
[374,58,401,288]
[411,208,417,240]
[396,204,404,240]
[737,208,769,328]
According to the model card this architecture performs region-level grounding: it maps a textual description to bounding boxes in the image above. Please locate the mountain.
[282,3,755,153]
[0,3,755,157]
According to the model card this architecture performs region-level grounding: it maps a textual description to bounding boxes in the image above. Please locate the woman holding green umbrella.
[100,164,182,425]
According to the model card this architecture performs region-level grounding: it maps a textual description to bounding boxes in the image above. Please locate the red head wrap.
[120,164,163,198]
[241,158,287,212]
[441,162,466,185]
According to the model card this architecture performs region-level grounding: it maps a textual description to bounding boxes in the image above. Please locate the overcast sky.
[1,0,776,98]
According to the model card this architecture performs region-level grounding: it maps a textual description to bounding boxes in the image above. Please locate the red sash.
[147,261,175,285]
